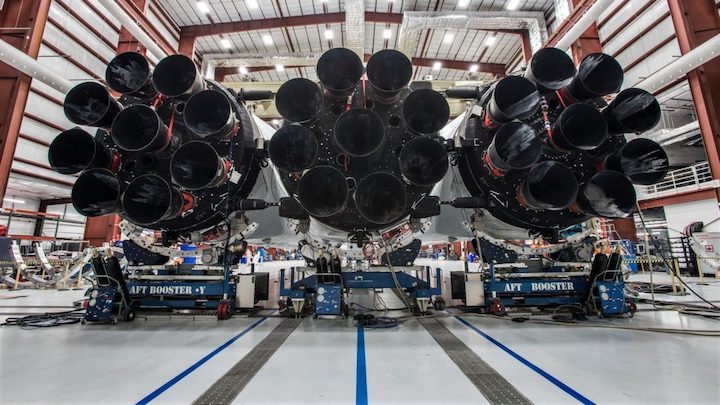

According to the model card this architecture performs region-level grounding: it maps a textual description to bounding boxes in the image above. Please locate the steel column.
[0,0,51,204]
[178,33,197,59]
[117,0,148,54]
[569,0,603,64]
[667,0,720,195]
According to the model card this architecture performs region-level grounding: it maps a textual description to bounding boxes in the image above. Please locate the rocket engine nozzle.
[105,52,156,99]
[184,89,238,139]
[355,172,407,225]
[170,141,228,190]
[71,169,122,217]
[122,174,187,226]
[402,89,450,135]
[297,165,349,218]
[111,105,173,153]
[268,124,318,172]
[152,54,204,99]
[366,49,413,103]
[275,78,323,123]
[550,102,608,151]
[316,47,364,98]
[334,108,385,157]
[575,171,636,218]
[519,161,578,211]
[63,82,122,128]
[605,138,669,185]
[524,47,577,93]
[486,76,540,125]
[399,137,449,186]
[603,88,661,134]
[48,128,114,174]
[486,121,541,173]
[565,53,623,100]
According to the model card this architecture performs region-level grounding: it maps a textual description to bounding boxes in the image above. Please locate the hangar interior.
[0,0,719,403]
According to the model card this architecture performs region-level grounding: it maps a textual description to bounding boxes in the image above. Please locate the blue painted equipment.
[452,255,635,317]
[83,287,117,324]
[315,284,343,316]
[280,266,442,316]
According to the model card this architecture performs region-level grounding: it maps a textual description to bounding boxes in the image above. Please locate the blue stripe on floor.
[356,327,368,405]
[456,316,595,405]
[136,317,268,405]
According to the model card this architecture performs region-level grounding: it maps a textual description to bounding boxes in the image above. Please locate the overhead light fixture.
[3,197,25,204]
[432,61,442,70]
[238,66,248,75]
[506,0,521,10]
[325,29,334,40]
[458,0,471,7]
[262,34,273,45]
[485,36,497,46]
[383,29,392,39]
[275,64,284,72]
[246,0,259,9]
[220,38,232,49]
[469,64,479,73]
[196,1,210,14]
[443,33,454,43]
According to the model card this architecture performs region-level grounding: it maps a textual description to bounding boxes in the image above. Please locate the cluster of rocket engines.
[454,47,668,237]
[47,46,669,250]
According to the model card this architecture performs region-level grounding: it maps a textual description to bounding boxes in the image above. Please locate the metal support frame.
[0,0,52,204]
[666,0,720,194]
[279,266,442,300]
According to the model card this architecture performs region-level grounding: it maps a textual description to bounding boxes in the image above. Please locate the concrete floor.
[1,262,719,404]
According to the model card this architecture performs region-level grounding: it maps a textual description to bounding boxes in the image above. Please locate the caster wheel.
[488,299,506,316]
[111,319,118,325]
[81,320,86,325]
[122,308,136,322]
[217,300,231,320]
[626,301,637,317]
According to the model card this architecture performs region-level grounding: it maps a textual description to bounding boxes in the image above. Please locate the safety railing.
[636,161,718,200]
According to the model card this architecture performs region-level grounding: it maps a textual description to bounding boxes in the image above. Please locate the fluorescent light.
[432,61,442,70]
[485,36,497,46]
[443,33,454,43]
[238,66,248,75]
[196,1,210,14]
[246,0,259,9]
[383,29,392,39]
[262,34,273,45]
[220,38,232,48]
[325,29,334,39]
[3,197,25,204]
[275,64,284,71]
[469,64,478,73]
[458,0,471,7]
[506,0,521,10]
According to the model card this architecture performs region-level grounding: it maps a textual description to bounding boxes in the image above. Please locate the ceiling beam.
[181,12,403,38]
[214,56,506,81]
[411,57,506,76]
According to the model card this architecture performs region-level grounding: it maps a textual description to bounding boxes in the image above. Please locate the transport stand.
[452,258,635,318]
[279,266,442,317]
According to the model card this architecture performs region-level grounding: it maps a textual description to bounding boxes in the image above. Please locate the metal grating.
[418,317,533,405]
[193,318,302,405]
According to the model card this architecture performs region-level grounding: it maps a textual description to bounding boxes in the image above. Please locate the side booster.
[49,52,260,240]
[269,48,450,242]
[453,49,668,235]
